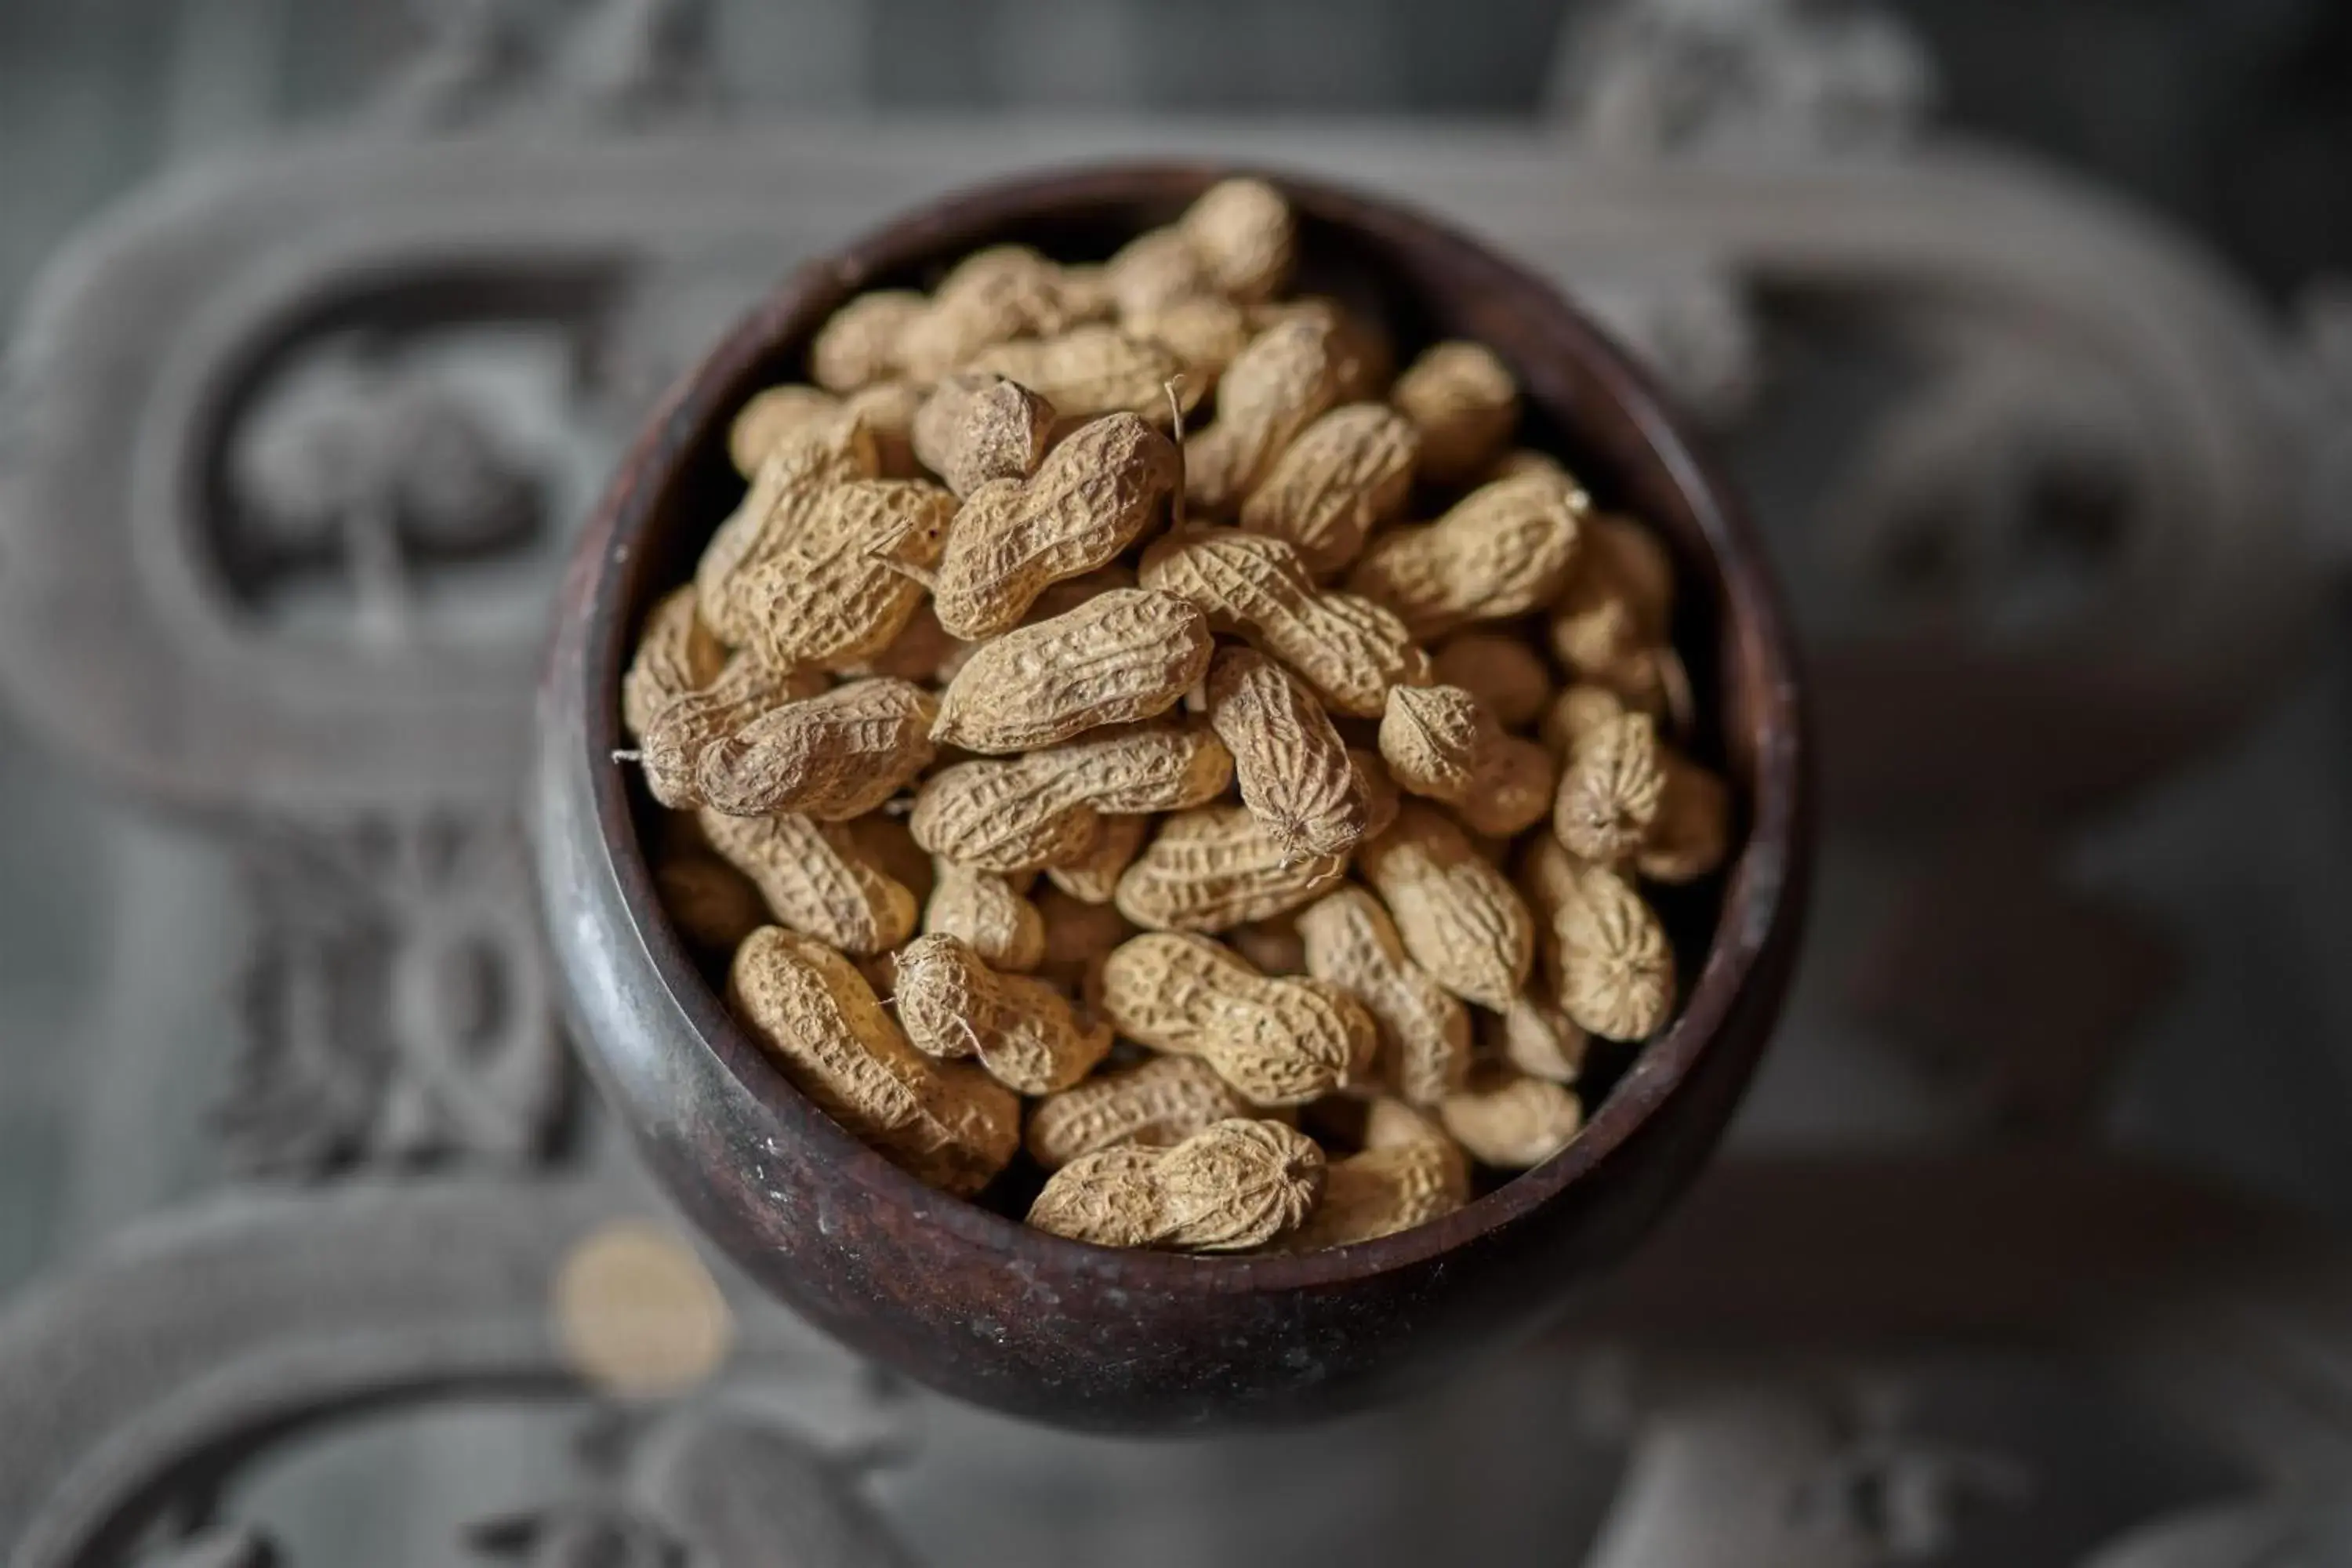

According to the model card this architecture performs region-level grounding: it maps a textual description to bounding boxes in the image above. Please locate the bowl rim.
[570,159,1806,1293]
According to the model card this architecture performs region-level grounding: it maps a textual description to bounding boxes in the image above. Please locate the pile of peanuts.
[621,179,1731,1253]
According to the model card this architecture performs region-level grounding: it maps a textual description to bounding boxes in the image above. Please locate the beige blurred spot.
[552,1221,734,1399]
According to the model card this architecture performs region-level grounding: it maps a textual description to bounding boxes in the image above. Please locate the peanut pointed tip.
[611,749,644,764]
[1163,376,1189,532]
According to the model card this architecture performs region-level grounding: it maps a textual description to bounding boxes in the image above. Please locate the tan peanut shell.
[1360,1091,1455,1152]
[1026,1118,1323,1251]
[1297,886,1473,1106]
[891,932,1112,1094]
[1112,804,1349,933]
[729,383,921,478]
[1554,710,1667,865]
[1513,828,1584,932]
[638,653,826,811]
[648,783,746,862]
[1125,294,1254,393]
[1370,678,1485,794]
[911,372,997,479]
[1430,1067,1581,1166]
[1105,225,1218,317]
[848,601,965,684]
[895,245,1106,383]
[909,759,1103,876]
[1391,340,1519,487]
[699,808,919,956]
[1102,178,1294,317]
[1348,747,1403,842]
[1098,933,1374,1105]
[1538,683,1630,759]
[1025,1054,1250,1170]
[1034,886,1134,1000]
[1180,178,1295,302]
[662,210,1734,1209]
[691,677,938,819]
[735,477,956,671]
[1183,318,1345,512]
[923,561,1112,686]
[1378,683,1558,838]
[810,289,927,391]
[728,926,1018,1196]
[844,813,935,904]
[1548,513,1679,713]
[1488,447,1572,485]
[1430,632,1552,731]
[622,586,728,739]
[1054,262,1112,322]
[1137,528,1430,717]
[962,327,1197,430]
[853,951,899,996]
[909,724,1232,873]
[1639,757,1732,884]
[1439,1068,1584,1169]
[931,589,1213,753]
[1019,561,1138,626]
[1491,991,1589,1084]
[1229,909,1308,975]
[1555,626,1680,720]
[1044,811,1150,905]
[1312,1143,1473,1241]
[931,412,1181,639]
[936,376,1056,499]
[843,382,926,477]
[1550,700,1719,878]
[1033,722,1235,815]
[695,417,880,644]
[1254,296,1395,403]
[1284,1102,1469,1250]
[1236,403,1420,578]
[727,385,838,476]
[1546,593,1656,697]
[1582,512,1676,632]
[1348,472,1584,640]
[1205,645,1374,860]
[654,850,767,953]
[1553,860,1676,1041]
[924,861,1046,973]
[1356,803,1534,1011]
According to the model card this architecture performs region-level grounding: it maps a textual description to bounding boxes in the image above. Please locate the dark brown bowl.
[532,162,1810,1434]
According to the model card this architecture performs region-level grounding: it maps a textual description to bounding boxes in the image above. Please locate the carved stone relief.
[1547,0,1940,158]
[220,814,564,1177]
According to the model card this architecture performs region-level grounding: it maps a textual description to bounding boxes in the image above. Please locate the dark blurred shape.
[466,1504,687,1567]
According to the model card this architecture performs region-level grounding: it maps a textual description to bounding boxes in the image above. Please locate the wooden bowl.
[532,163,1810,1434]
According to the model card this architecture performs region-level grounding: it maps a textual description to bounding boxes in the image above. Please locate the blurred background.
[1,1,2349,1564]
[8,0,2352,302]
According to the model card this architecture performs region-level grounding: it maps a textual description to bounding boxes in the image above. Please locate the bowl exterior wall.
[534,164,1809,1432]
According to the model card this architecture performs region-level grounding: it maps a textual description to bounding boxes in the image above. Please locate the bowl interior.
[580,163,1801,1291]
